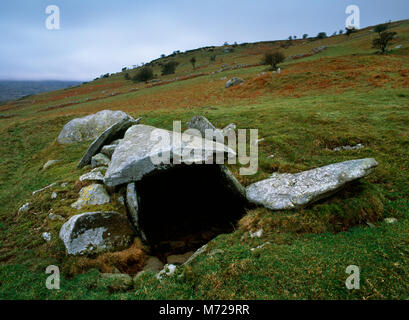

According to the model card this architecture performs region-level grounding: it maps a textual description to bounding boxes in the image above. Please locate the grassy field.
[0,20,408,300]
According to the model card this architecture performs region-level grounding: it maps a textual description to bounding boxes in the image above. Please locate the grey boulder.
[225,77,244,88]
[71,184,110,210]
[77,116,140,168]
[246,158,378,211]
[57,110,130,145]
[104,124,235,187]
[59,211,134,255]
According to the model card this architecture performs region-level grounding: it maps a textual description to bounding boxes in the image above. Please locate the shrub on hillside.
[190,57,196,69]
[345,26,357,37]
[161,61,179,75]
[263,51,285,70]
[317,32,327,39]
[124,72,130,80]
[132,67,154,82]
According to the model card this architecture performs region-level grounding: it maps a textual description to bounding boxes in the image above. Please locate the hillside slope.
[0,20,408,299]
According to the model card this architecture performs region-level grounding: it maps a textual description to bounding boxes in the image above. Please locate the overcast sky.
[0,0,408,81]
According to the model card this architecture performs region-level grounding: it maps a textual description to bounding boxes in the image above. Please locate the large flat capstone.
[246,158,378,211]
[104,124,236,187]
[59,211,135,255]
[57,110,130,144]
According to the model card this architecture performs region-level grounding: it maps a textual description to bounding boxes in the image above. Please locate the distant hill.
[0,80,82,103]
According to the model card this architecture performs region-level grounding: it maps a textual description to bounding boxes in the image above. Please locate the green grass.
[0,20,408,300]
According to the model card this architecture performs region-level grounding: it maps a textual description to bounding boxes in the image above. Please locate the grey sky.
[0,0,408,81]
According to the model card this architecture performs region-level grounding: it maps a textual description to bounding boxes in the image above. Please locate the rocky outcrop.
[59,211,134,255]
[71,184,110,210]
[225,77,244,88]
[104,124,235,187]
[57,110,130,144]
[77,116,140,168]
[246,158,378,210]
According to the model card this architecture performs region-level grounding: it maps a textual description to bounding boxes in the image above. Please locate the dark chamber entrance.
[135,164,247,260]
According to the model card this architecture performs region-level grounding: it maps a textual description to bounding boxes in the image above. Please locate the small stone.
[48,212,64,221]
[71,184,110,210]
[79,171,104,182]
[156,264,177,280]
[250,229,263,238]
[18,202,30,214]
[42,232,51,242]
[42,160,59,170]
[51,192,57,199]
[225,77,244,88]
[384,217,398,224]
[91,153,110,168]
[32,182,57,196]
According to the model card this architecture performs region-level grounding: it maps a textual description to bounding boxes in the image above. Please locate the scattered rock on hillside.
[384,217,398,224]
[32,182,57,196]
[59,211,134,255]
[42,160,59,170]
[91,153,110,168]
[18,202,30,214]
[333,144,364,151]
[42,232,52,242]
[246,158,378,211]
[57,110,130,144]
[156,264,177,280]
[77,116,140,168]
[104,124,235,187]
[225,77,244,88]
[48,212,64,221]
[71,184,110,210]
